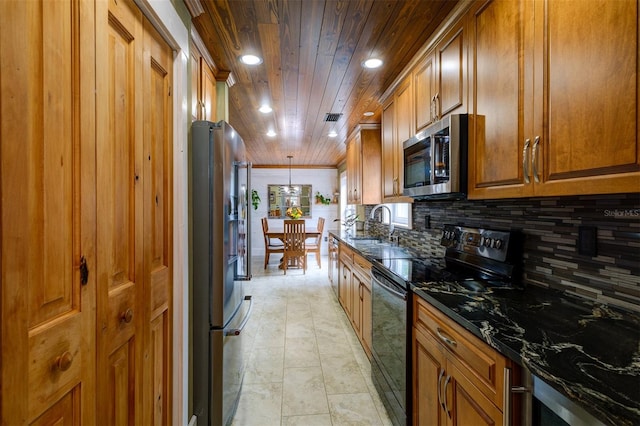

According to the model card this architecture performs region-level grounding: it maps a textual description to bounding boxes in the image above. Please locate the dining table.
[264,227,321,242]
[264,227,321,269]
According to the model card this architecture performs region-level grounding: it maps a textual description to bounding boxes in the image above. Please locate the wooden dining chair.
[306,217,325,268]
[283,219,307,274]
[262,217,284,269]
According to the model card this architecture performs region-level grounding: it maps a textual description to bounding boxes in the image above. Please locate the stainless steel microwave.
[402,114,468,200]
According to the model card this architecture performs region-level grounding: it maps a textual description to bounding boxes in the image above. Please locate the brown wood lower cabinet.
[412,296,520,425]
[351,252,372,358]
[338,243,373,359]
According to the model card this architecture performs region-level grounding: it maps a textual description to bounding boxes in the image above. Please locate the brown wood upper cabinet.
[413,52,436,131]
[190,38,217,122]
[382,78,414,200]
[413,18,467,134]
[467,0,640,199]
[434,19,467,124]
[382,16,467,201]
[346,124,382,205]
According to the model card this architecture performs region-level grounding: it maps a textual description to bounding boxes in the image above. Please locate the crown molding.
[184,0,204,18]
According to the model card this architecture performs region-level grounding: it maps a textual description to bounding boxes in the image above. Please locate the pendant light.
[280,155,299,199]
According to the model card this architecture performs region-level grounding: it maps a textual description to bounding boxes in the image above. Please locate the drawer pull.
[120,308,134,324]
[54,351,73,372]
[436,327,457,347]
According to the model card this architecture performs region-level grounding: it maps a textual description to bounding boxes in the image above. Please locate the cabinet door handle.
[436,327,457,347]
[532,136,541,183]
[443,374,452,418]
[523,138,531,184]
[434,93,440,121]
[437,368,445,412]
[430,95,436,122]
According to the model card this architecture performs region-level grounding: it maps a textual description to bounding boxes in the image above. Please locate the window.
[389,203,412,230]
[267,184,312,218]
[371,203,412,230]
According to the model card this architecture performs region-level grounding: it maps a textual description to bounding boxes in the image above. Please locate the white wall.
[251,168,340,257]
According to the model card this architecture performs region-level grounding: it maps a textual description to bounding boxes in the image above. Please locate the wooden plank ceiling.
[191,0,457,167]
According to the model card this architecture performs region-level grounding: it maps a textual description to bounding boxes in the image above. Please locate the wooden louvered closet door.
[0,0,97,424]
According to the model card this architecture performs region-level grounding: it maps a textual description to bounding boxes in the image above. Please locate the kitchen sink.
[349,236,382,242]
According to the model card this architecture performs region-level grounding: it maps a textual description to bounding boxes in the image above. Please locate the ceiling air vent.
[324,113,343,122]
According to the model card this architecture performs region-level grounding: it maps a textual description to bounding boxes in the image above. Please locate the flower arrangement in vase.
[286,206,303,219]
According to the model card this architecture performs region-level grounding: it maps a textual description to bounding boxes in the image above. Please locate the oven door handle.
[372,274,406,300]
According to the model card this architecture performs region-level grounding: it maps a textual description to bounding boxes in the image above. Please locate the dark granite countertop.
[412,283,640,426]
[330,232,640,426]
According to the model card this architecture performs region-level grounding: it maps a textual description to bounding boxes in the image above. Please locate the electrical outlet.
[578,226,597,256]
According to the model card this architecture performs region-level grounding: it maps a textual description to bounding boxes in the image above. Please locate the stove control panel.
[441,225,511,262]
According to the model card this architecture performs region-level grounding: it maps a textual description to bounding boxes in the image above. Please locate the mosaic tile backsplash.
[364,193,640,312]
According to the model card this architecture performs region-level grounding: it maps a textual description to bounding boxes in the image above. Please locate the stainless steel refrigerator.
[191,120,252,426]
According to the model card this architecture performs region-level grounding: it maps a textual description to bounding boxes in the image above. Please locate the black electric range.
[373,224,520,291]
[370,225,520,426]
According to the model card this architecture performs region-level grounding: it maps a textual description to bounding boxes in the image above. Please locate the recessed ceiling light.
[328,131,337,138]
[266,130,276,137]
[363,111,374,117]
[259,104,272,113]
[362,58,383,69]
[240,54,263,65]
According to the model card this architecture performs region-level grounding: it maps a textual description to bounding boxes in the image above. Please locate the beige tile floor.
[232,255,392,426]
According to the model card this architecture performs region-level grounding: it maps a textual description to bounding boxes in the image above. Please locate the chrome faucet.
[370,204,394,241]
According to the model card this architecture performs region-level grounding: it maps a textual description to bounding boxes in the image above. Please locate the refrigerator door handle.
[225,295,253,336]
[236,160,252,280]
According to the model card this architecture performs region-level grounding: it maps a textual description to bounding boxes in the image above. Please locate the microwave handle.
[430,133,437,184]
